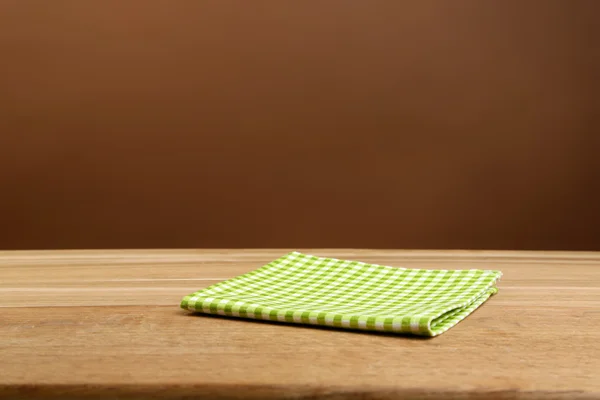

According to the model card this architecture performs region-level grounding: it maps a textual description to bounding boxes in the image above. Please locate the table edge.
[0,384,597,400]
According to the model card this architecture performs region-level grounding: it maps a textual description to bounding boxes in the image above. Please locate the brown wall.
[1,1,599,250]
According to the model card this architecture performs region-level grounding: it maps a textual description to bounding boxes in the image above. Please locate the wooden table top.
[1,250,599,399]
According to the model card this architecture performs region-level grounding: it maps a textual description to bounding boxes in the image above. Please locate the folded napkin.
[181,252,502,336]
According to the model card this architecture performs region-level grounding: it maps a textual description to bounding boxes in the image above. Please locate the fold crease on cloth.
[181,252,502,336]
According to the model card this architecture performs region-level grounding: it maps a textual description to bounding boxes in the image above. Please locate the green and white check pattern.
[181,252,502,336]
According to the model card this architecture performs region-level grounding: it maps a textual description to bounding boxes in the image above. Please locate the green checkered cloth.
[181,252,502,336]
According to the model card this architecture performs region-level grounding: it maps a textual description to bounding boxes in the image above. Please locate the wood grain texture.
[1,250,599,399]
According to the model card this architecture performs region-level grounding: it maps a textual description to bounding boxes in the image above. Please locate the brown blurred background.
[1,0,599,250]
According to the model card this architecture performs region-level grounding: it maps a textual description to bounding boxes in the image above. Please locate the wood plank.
[2,250,599,307]
[1,250,599,399]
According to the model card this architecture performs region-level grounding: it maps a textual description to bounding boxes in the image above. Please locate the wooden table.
[1,250,599,399]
